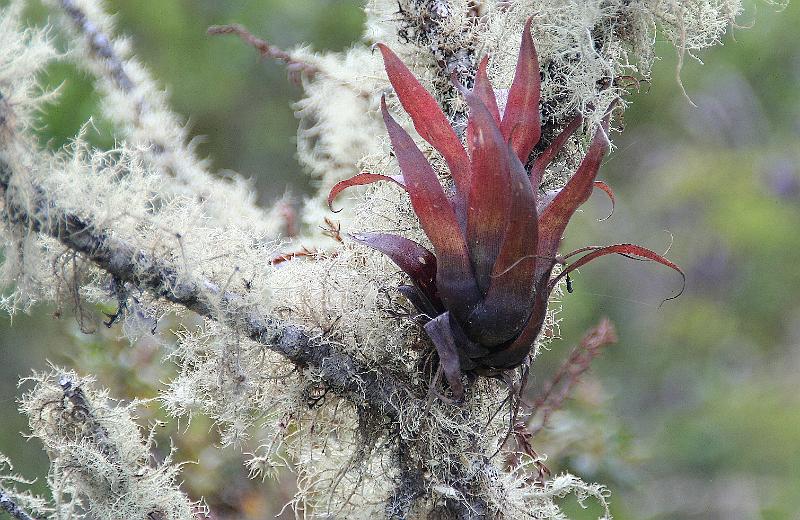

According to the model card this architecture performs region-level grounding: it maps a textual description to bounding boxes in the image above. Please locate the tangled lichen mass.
[0,0,761,518]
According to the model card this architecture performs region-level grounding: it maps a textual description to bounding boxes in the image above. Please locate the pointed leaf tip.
[378,44,471,198]
[530,115,583,188]
[538,115,611,259]
[501,16,542,163]
[473,55,501,125]
[550,243,686,304]
[328,172,406,212]
[592,180,615,221]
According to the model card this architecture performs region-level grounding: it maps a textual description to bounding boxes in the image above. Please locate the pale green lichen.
[12,369,202,519]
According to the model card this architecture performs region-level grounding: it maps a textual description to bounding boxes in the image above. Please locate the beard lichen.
[16,369,202,520]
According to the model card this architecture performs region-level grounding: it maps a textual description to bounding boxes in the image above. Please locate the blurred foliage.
[1,0,799,518]
[544,2,800,517]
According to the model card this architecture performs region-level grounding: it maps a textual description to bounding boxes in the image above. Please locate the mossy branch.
[0,155,498,519]
[0,153,409,423]
[58,0,135,93]
[0,490,38,520]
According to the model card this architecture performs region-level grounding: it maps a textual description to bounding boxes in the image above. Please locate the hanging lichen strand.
[0,0,759,518]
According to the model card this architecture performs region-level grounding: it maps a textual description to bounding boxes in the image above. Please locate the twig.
[505,421,551,485]
[276,198,299,238]
[58,375,119,462]
[0,490,38,520]
[269,246,320,265]
[207,24,319,82]
[58,0,136,93]
[526,319,617,436]
[321,217,343,243]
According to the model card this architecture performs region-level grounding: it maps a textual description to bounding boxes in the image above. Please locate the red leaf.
[474,55,501,123]
[501,17,542,164]
[549,243,686,303]
[424,312,465,400]
[328,173,406,212]
[480,274,552,368]
[593,180,615,221]
[378,44,471,199]
[462,90,513,293]
[466,55,501,152]
[350,232,439,307]
[398,284,440,318]
[530,115,583,188]
[466,144,538,344]
[381,96,481,317]
[538,115,610,262]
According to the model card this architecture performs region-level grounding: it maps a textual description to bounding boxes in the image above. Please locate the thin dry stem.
[526,319,618,436]
[207,24,319,81]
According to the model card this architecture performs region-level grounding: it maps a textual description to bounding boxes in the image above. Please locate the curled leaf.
[549,243,686,303]
[424,312,465,400]
[350,231,439,307]
[592,180,615,221]
[328,173,406,212]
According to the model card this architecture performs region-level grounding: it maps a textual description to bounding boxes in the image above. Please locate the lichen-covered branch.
[0,154,409,422]
[18,370,201,520]
[57,0,134,93]
[0,490,38,520]
[50,0,279,235]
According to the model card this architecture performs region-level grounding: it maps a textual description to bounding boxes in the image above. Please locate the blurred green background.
[1,1,798,519]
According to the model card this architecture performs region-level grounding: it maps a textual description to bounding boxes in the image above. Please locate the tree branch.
[58,0,135,93]
[0,156,409,422]
[0,491,38,520]
[0,152,502,517]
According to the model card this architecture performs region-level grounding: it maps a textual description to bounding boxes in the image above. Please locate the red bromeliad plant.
[329,20,684,399]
